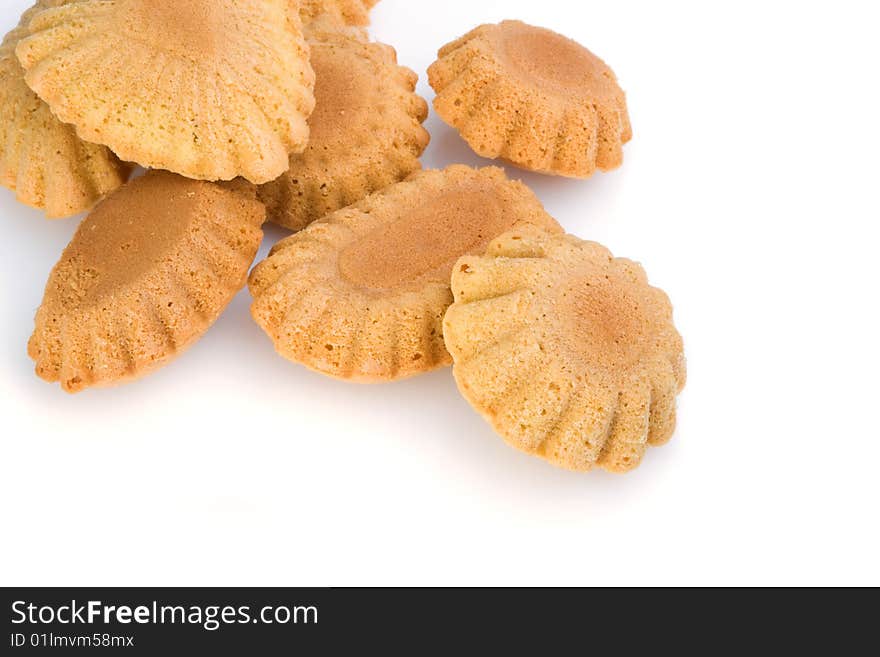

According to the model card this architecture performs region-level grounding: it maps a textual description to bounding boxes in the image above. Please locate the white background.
[1,0,878,586]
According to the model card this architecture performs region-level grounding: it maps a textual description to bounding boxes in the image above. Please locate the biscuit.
[298,0,379,28]
[16,0,316,184]
[0,1,129,218]
[444,227,686,473]
[428,20,632,178]
[258,31,429,232]
[301,14,369,42]
[29,171,265,393]
[249,166,561,382]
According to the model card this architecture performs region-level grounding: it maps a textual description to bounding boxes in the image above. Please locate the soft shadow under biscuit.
[0,0,129,218]
[16,0,315,184]
[249,166,561,383]
[29,171,265,393]
[444,227,686,473]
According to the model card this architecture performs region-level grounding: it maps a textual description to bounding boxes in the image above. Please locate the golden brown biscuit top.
[51,172,262,308]
[453,227,685,386]
[16,0,315,183]
[297,0,378,27]
[339,190,508,291]
[445,228,685,473]
[112,0,229,57]
[307,42,377,142]
[336,167,560,292]
[556,263,663,376]
[494,21,621,99]
[25,0,281,62]
[255,31,428,231]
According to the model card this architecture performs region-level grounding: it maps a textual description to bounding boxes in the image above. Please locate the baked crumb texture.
[429,20,631,178]
[0,0,129,218]
[297,0,379,29]
[29,171,265,393]
[249,165,561,382]
[16,0,316,183]
[444,227,685,473]
[258,30,429,232]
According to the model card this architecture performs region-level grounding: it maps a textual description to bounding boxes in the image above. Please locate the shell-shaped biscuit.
[249,166,561,382]
[444,227,686,473]
[16,0,316,184]
[29,171,265,393]
[0,1,129,218]
[298,0,379,28]
[258,32,429,232]
[428,20,632,178]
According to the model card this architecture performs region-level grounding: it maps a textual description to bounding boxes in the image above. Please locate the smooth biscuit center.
[338,188,514,291]
[53,176,201,308]
[558,274,648,373]
[120,0,226,57]
[308,48,373,141]
[500,24,613,96]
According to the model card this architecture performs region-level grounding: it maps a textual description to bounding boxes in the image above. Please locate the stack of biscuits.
[1,1,685,474]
